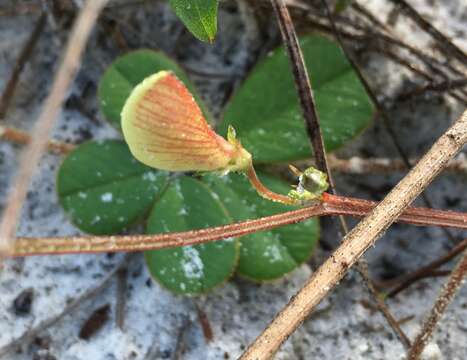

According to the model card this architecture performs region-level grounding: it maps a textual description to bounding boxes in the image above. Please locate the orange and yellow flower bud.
[121,71,251,173]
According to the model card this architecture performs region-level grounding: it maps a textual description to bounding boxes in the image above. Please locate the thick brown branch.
[240,110,467,359]
[319,0,412,348]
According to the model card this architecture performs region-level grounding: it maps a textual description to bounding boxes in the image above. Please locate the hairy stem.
[10,189,467,257]
[246,165,294,204]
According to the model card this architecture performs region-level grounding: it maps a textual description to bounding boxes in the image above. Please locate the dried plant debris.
[79,304,111,341]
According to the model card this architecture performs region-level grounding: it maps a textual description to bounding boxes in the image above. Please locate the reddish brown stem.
[11,193,467,257]
[246,165,294,204]
[322,193,467,229]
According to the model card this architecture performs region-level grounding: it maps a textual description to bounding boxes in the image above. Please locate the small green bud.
[288,166,329,203]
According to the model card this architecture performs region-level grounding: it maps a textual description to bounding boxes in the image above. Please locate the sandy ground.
[0,0,466,359]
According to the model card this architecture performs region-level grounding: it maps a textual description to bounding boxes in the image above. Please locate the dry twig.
[389,0,467,64]
[115,267,128,330]
[270,0,328,173]
[0,0,109,257]
[0,125,75,154]
[319,0,462,248]
[319,0,412,347]
[295,7,467,104]
[240,110,467,359]
[407,247,467,359]
[386,238,467,298]
[0,12,46,119]
[327,154,467,175]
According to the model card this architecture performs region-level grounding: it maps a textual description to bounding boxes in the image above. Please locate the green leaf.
[221,35,374,163]
[145,176,238,295]
[57,140,168,235]
[98,50,204,129]
[169,0,218,42]
[334,0,352,13]
[204,172,319,281]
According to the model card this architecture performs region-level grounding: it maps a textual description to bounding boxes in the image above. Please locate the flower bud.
[121,71,252,173]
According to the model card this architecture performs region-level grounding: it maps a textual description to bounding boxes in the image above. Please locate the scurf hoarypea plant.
[57,35,374,294]
[120,70,328,204]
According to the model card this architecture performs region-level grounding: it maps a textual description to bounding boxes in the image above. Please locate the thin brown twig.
[0,12,46,119]
[270,0,328,174]
[368,46,467,105]
[297,19,467,105]
[240,110,467,359]
[326,154,467,175]
[351,257,411,348]
[407,247,467,359]
[386,238,467,298]
[10,193,467,257]
[115,267,128,330]
[271,0,351,243]
[0,0,109,258]
[296,2,467,81]
[385,270,451,298]
[316,1,463,249]
[318,0,412,348]
[295,5,467,102]
[349,1,466,81]
[0,2,41,17]
[366,50,463,245]
[0,125,75,154]
[394,78,467,103]
[0,254,132,357]
[389,0,467,65]
[350,2,392,34]
[271,0,352,243]
[194,301,214,342]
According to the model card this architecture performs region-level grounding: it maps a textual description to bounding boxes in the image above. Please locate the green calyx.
[288,166,329,203]
[222,125,253,174]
